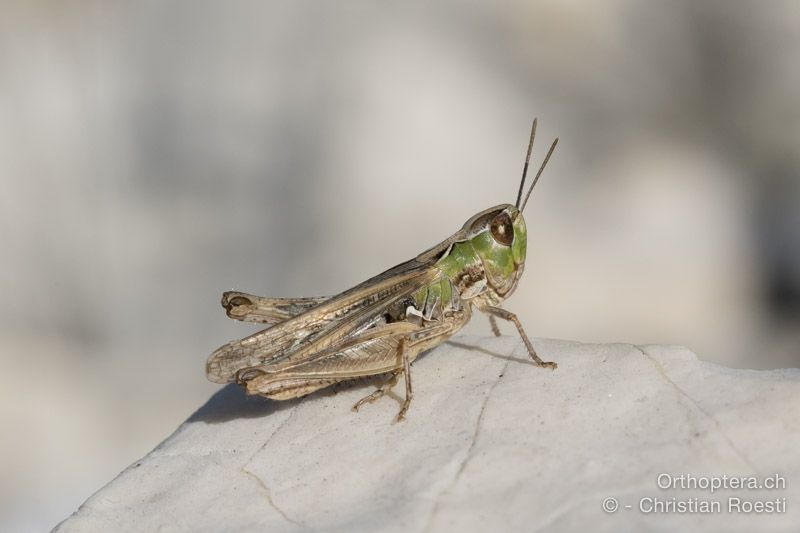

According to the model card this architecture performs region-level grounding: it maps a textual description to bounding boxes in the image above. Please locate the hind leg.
[352,371,400,411]
[349,337,414,422]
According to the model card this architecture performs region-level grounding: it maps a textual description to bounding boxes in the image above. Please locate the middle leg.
[352,371,400,412]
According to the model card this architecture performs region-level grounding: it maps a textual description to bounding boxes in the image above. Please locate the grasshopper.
[207,119,559,421]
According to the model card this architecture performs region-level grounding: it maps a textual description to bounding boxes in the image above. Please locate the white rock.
[55,337,800,532]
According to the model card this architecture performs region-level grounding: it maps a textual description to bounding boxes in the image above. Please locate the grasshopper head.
[441,120,556,304]
[463,119,557,301]
[461,204,527,299]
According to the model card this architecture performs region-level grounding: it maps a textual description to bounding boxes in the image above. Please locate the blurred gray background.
[2,0,799,530]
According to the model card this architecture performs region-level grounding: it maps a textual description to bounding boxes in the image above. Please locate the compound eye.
[490,212,513,246]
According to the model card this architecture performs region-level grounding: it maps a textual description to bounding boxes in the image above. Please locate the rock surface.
[56,337,800,532]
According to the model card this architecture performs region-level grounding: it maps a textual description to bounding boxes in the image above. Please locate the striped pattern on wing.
[240,321,420,399]
[207,258,441,383]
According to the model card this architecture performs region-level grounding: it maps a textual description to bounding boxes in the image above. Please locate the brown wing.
[239,309,471,399]
[207,257,441,383]
[239,321,419,399]
[219,229,465,325]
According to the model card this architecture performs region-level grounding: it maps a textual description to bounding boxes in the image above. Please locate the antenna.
[520,137,558,213]
[515,118,537,209]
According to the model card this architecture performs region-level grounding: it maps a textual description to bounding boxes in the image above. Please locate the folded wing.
[207,258,441,383]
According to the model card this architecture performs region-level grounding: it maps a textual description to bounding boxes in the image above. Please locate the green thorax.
[411,205,528,314]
